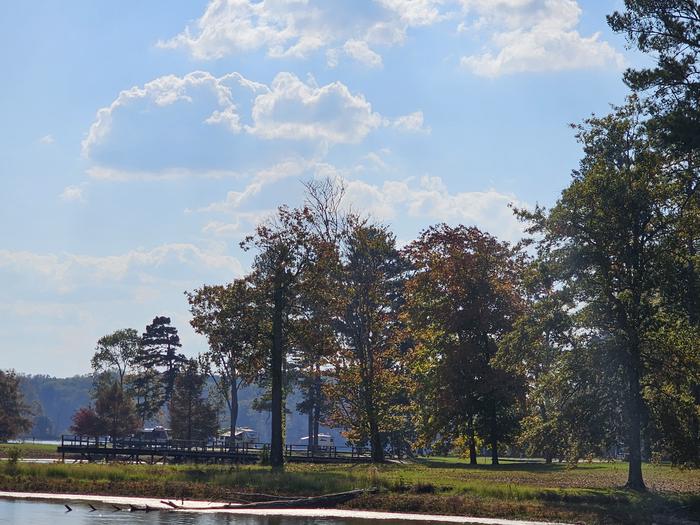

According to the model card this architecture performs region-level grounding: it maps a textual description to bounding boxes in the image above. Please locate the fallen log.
[218,491,298,502]
[166,488,375,511]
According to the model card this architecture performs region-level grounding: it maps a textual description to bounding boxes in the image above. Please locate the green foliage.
[169,360,218,441]
[93,378,139,439]
[325,223,410,462]
[0,370,32,442]
[91,328,140,388]
[187,279,265,436]
[136,316,186,402]
[608,1,700,155]
[403,224,525,464]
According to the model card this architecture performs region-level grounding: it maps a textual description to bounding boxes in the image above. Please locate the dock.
[57,435,371,464]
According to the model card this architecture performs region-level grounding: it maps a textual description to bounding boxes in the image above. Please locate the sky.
[0,0,647,376]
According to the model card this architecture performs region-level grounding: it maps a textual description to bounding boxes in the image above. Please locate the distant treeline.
[17,374,341,445]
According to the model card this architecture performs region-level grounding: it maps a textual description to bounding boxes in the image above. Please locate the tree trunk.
[626,349,646,490]
[270,283,285,469]
[307,407,314,452]
[230,377,239,444]
[491,437,499,465]
[313,369,321,448]
[467,415,477,465]
[368,411,384,463]
[490,409,499,465]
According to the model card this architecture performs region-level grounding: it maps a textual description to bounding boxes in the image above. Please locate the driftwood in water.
[164,488,374,511]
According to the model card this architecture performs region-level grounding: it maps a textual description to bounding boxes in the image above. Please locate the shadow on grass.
[413,457,574,472]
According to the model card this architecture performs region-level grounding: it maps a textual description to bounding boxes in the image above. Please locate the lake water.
[0,499,437,525]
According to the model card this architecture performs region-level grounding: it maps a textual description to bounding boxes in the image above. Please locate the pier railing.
[59,435,370,462]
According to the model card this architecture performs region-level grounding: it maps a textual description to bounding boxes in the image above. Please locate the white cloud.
[157,0,426,62]
[390,111,430,133]
[39,134,55,145]
[83,71,421,162]
[458,0,625,77]
[159,0,622,76]
[201,212,272,237]
[86,165,242,182]
[0,244,243,293]
[199,158,311,213]
[341,39,383,68]
[247,73,384,143]
[344,175,527,241]
[59,185,84,202]
[81,71,267,158]
[375,0,445,27]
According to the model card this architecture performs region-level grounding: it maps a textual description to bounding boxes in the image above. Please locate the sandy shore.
[0,490,573,525]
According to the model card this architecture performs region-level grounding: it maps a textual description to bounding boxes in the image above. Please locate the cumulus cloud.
[0,244,243,293]
[39,134,55,145]
[344,174,527,241]
[195,157,528,242]
[158,0,622,77]
[157,0,423,63]
[83,71,420,160]
[159,0,621,76]
[81,71,267,158]
[247,73,384,143]
[458,0,625,77]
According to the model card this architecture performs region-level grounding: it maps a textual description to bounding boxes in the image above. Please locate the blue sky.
[1,0,644,376]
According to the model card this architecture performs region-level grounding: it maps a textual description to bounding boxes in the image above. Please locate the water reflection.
[0,499,431,525]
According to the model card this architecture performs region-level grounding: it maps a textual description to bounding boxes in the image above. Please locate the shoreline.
[0,490,574,525]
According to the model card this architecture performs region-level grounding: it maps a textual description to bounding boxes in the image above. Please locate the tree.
[243,203,321,468]
[608,0,700,326]
[0,370,32,441]
[137,316,187,402]
[642,316,700,465]
[91,328,140,389]
[187,279,264,440]
[403,225,525,465]
[326,224,408,463]
[292,178,349,451]
[608,0,700,469]
[169,360,219,442]
[69,406,102,437]
[500,267,626,464]
[128,368,164,427]
[608,1,700,155]
[518,99,674,490]
[93,378,139,440]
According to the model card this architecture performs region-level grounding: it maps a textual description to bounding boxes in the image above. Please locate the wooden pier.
[57,435,371,464]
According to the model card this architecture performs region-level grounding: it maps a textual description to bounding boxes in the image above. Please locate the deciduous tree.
[187,279,264,441]
[327,224,408,463]
[0,370,31,441]
[517,99,673,490]
[91,328,140,390]
[403,225,524,465]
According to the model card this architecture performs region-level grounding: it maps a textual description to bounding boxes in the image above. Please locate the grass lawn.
[0,443,59,459]
[0,455,697,524]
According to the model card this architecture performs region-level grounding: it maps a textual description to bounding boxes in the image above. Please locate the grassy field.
[0,452,697,525]
[0,443,58,459]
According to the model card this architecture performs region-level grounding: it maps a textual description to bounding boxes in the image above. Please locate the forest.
[0,1,698,497]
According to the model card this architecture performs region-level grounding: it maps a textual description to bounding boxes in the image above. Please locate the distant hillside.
[18,374,345,445]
